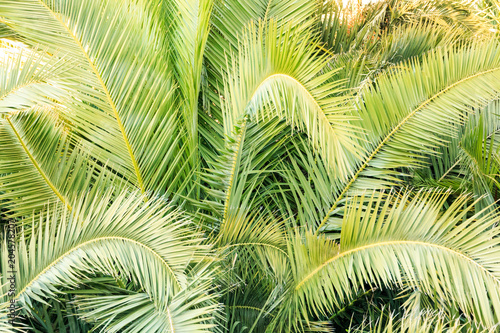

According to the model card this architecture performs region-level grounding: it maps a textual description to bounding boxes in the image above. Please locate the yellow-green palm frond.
[0,108,122,220]
[222,20,363,179]
[0,0,192,197]
[318,41,500,232]
[273,190,500,331]
[1,189,217,332]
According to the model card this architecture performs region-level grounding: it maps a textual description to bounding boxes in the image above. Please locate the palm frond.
[318,41,500,232]
[458,112,500,214]
[273,190,500,331]
[0,108,119,219]
[202,0,318,171]
[199,118,289,227]
[74,263,220,333]
[222,20,362,178]
[1,0,191,196]
[1,190,213,332]
[171,0,213,163]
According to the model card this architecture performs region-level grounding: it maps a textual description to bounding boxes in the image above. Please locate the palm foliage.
[2,0,500,332]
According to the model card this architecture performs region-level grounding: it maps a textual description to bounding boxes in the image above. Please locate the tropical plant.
[1,0,500,332]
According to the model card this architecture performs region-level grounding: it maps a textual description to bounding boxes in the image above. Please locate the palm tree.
[1,0,500,331]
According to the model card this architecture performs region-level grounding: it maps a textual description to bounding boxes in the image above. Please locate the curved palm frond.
[206,0,317,76]
[317,41,500,232]
[0,190,215,332]
[222,20,362,179]
[272,190,500,331]
[0,108,121,220]
[201,0,318,170]
[73,262,220,333]
[216,210,288,333]
[0,0,191,197]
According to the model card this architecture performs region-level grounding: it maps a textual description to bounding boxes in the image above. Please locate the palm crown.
[1,0,500,332]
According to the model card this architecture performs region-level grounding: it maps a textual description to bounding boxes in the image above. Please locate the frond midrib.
[295,239,500,291]
[222,120,246,225]
[250,73,336,142]
[6,116,72,211]
[35,0,145,193]
[16,235,182,300]
[262,0,273,23]
[316,65,500,233]
[438,156,462,182]
[166,306,175,332]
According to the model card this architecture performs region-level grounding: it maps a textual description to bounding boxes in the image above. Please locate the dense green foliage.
[1,0,500,331]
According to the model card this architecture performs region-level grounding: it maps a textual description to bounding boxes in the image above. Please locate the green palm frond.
[201,121,290,333]
[0,0,191,196]
[171,0,213,163]
[0,306,24,332]
[410,134,465,192]
[201,0,318,171]
[219,214,287,333]
[223,277,285,333]
[321,20,461,95]
[74,262,220,333]
[207,0,317,71]
[316,0,364,54]
[273,190,500,331]
[222,20,362,178]
[200,120,291,332]
[0,23,17,39]
[1,190,214,332]
[199,118,289,227]
[411,100,500,211]
[458,113,500,214]
[21,293,92,333]
[358,0,492,38]
[318,41,500,232]
[0,108,118,219]
[279,137,344,231]
[374,22,459,64]
[216,209,288,283]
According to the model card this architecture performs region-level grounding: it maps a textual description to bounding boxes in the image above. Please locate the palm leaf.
[74,263,220,333]
[318,41,500,232]
[0,108,118,219]
[273,190,500,331]
[0,190,213,332]
[222,20,362,179]
[1,0,191,196]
